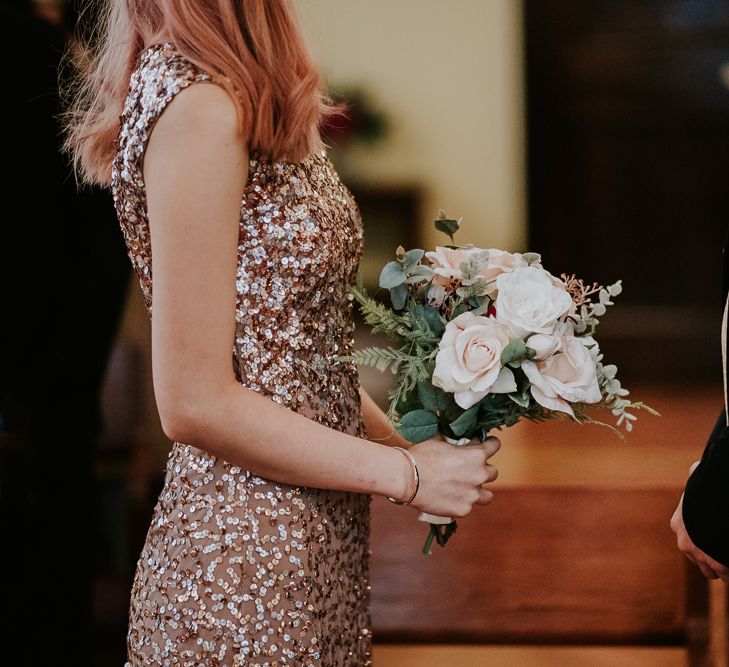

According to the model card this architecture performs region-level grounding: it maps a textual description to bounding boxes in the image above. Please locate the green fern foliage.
[347,346,410,374]
[351,286,410,341]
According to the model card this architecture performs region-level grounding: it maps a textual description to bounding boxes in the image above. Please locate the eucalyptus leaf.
[416,380,440,413]
[417,384,460,421]
[396,409,439,443]
[405,263,435,284]
[403,248,425,269]
[501,338,527,366]
[605,378,621,394]
[408,264,434,278]
[434,217,461,240]
[457,278,488,298]
[608,281,623,297]
[379,261,406,289]
[508,392,531,408]
[459,252,489,281]
[451,302,469,318]
[389,283,408,310]
[468,295,485,308]
[437,390,462,422]
[522,252,542,266]
[448,404,480,437]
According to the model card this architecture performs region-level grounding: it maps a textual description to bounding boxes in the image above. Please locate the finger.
[705,558,729,582]
[483,437,501,459]
[482,464,498,483]
[696,559,720,580]
[476,488,494,505]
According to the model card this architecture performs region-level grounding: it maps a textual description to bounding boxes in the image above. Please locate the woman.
[65,1,500,664]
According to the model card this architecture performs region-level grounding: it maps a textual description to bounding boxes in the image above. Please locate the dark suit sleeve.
[682,409,729,567]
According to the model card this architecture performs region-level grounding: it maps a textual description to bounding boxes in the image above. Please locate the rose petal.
[530,384,574,416]
[433,347,465,392]
[490,366,518,394]
[454,389,485,409]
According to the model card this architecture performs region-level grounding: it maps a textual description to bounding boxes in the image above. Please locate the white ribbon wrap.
[416,435,472,525]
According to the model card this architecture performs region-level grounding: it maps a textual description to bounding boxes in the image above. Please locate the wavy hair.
[64,0,335,185]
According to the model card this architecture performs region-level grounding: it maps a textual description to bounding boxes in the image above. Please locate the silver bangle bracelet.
[387,446,420,505]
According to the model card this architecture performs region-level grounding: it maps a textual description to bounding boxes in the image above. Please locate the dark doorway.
[525,0,729,383]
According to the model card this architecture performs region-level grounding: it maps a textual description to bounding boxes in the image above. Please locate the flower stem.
[422,527,436,555]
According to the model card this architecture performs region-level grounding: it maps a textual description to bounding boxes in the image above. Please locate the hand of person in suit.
[671,461,729,582]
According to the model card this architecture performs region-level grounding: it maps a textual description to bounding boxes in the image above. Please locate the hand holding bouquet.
[349,213,657,554]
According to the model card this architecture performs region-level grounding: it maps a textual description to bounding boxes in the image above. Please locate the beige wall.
[296,0,527,251]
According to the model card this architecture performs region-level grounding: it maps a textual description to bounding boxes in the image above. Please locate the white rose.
[432,311,517,409]
[522,333,602,416]
[495,266,573,337]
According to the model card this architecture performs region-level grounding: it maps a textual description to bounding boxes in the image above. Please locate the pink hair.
[64,0,335,185]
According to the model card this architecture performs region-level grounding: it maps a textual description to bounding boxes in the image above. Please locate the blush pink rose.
[426,246,529,293]
[478,248,529,295]
[526,322,573,361]
[425,246,477,287]
[522,334,602,416]
[432,311,517,409]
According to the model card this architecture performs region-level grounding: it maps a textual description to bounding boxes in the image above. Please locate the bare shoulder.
[151,81,242,148]
[144,79,247,186]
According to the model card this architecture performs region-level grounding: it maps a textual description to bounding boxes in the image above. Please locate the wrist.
[386,446,419,505]
[378,444,412,502]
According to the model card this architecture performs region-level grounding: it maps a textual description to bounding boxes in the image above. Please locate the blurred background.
[2,0,728,665]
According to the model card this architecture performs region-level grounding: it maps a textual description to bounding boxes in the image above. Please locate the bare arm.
[144,82,497,516]
[359,386,411,448]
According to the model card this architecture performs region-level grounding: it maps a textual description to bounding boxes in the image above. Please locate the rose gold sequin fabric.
[111,43,372,666]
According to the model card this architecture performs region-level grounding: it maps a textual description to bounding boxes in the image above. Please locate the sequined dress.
[111,43,372,666]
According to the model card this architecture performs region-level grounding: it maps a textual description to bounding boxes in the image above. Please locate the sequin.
[111,42,372,666]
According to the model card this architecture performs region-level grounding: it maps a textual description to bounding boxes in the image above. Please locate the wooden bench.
[366,386,726,664]
[370,485,686,644]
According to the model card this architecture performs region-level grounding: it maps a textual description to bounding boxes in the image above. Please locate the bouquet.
[349,213,657,554]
